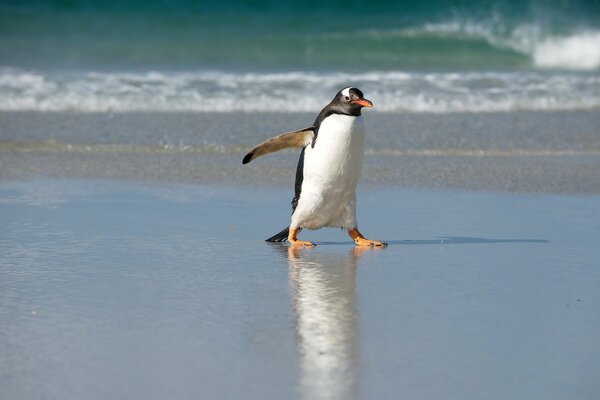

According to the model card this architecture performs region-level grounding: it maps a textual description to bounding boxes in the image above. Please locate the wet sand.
[1,110,600,193]
[1,110,600,399]
[1,179,599,400]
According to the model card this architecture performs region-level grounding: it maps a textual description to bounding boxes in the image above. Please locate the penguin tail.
[265,226,290,243]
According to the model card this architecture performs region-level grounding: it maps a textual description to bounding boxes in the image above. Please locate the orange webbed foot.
[348,228,387,247]
[288,227,316,248]
[353,237,387,247]
[289,239,316,247]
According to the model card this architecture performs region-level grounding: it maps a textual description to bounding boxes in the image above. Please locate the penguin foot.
[288,227,316,247]
[348,228,387,247]
[354,237,387,247]
[289,239,316,247]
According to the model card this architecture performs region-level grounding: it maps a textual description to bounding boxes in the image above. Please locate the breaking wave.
[400,22,600,70]
[1,69,599,113]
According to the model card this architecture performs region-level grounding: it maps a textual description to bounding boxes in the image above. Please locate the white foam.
[0,69,598,113]
[533,32,600,70]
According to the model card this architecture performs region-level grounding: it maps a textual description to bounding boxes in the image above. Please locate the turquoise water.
[0,1,599,112]
[1,0,599,70]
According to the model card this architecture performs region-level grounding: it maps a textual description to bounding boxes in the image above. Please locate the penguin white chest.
[292,114,366,229]
[304,114,365,186]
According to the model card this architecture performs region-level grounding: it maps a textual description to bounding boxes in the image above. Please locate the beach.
[2,0,600,399]
[1,178,599,400]
[2,110,600,193]
[2,109,600,399]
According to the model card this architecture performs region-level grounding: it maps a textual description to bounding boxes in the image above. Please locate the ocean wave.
[399,21,600,70]
[2,1,600,71]
[1,69,599,113]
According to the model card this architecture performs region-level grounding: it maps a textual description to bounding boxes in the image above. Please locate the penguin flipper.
[242,127,314,164]
[265,226,290,242]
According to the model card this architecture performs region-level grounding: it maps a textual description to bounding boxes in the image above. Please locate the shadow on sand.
[385,236,549,245]
[294,236,549,247]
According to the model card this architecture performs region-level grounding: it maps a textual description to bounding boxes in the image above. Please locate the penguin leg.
[288,227,316,247]
[347,228,387,247]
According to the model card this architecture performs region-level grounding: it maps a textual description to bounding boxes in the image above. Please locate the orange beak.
[352,98,373,108]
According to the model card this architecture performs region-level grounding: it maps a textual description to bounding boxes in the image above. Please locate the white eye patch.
[341,87,351,98]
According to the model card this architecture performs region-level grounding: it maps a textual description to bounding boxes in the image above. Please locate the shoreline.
[2,152,599,195]
[1,110,600,194]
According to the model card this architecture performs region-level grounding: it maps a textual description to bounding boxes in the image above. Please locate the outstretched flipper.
[242,127,315,164]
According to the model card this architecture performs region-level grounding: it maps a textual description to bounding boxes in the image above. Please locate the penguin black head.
[330,87,373,116]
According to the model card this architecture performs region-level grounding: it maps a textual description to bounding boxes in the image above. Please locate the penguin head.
[331,87,373,116]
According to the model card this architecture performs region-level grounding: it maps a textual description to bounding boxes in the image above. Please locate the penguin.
[242,87,386,247]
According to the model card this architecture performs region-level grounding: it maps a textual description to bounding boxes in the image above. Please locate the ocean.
[1,0,599,113]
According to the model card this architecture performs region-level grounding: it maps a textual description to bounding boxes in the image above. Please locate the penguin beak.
[352,98,373,108]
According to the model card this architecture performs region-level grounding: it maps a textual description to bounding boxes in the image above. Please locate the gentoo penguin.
[242,87,386,247]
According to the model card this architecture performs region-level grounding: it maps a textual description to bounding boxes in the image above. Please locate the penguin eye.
[344,96,350,101]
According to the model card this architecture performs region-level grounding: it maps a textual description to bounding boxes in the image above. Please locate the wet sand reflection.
[286,246,377,400]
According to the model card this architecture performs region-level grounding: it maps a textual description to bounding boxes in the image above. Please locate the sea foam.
[533,32,600,70]
[1,69,598,113]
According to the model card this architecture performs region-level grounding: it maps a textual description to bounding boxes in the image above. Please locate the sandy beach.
[1,110,600,193]
[1,178,599,400]
[2,109,600,398]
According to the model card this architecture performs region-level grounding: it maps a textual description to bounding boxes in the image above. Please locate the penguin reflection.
[286,247,370,400]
